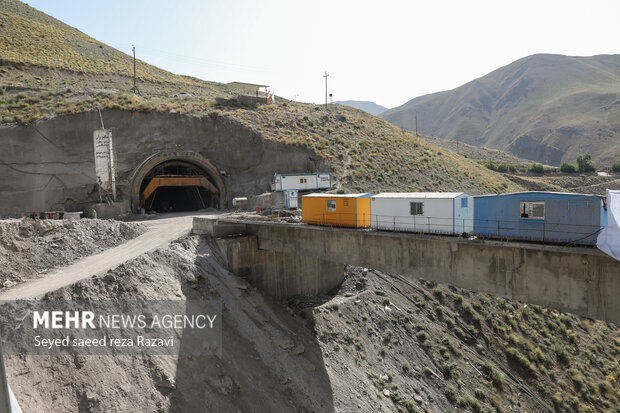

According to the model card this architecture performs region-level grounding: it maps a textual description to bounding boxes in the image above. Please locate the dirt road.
[0,212,214,300]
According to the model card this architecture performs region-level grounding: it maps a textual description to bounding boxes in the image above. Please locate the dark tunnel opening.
[146,186,213,212]
[139,160,219,212]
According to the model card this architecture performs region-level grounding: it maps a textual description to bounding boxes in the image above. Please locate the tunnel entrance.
[139,160,220,212]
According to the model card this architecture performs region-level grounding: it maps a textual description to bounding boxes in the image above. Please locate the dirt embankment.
[3,221,618,412]
[5,235,335,413]
[0,219,146,289]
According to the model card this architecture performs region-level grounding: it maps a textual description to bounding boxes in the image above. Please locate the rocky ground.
[304,267,619,412]
[0,218,145,289]
[2,222,619,412]
[4,234,335,412]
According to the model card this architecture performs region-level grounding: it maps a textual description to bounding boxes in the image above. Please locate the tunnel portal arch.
[129,150,227,212]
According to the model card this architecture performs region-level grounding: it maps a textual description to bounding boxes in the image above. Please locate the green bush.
[612,162,620,173]
[402,361,411,374]
[560,162,577,173]
[482,361,504,389]
[433,287,445,301]
[403,400,418,413]
[576,152,596,172]
[496,163,516,173]
[554,345,571,365]
[445,386,458,404]
[484,162,516,173]
[484,161,497,171]
[416,330,429,342]
[528,163,545,174]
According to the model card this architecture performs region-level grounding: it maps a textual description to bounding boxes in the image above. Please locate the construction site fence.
[303,213,603,245]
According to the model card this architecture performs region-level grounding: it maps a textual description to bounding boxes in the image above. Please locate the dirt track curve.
[0,213,216,300]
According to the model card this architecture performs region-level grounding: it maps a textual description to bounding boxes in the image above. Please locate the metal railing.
[302,212,603,245]
[0,332,22,413]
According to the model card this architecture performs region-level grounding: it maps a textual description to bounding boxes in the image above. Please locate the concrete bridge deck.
[194,217,620,324]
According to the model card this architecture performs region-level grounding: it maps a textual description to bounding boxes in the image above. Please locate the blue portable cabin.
[473,192,607,245]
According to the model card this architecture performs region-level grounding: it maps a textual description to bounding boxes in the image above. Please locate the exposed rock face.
[0,110,329,215]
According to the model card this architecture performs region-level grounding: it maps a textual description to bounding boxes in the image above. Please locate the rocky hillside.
[381,54,620,167]
[333,100,389,115]
[308,265,620,413]
[0,0,523,196]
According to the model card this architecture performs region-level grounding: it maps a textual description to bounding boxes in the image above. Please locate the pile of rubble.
[0,218,146,289]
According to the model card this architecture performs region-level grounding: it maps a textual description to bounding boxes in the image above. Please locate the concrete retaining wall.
[195,217,620,323]
[0,110,329,216]
[217,235,344,299]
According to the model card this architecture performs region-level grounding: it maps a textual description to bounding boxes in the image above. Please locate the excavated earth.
[0,218,145,289]
[2,221,619,413]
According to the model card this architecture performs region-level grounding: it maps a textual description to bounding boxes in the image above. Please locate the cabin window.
[461,198,468,208]
[326,200,337,212]
[520,201,545,220]
[299,178,307,184]
[410,202,424,215]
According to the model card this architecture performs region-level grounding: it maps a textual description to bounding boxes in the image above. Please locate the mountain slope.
[0,0,523,196]
[0,0,226,98]
[1,0,190,84]
[333,100,388,115]
[381,54,620,166]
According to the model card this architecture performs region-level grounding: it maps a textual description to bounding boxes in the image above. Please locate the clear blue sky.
[25,0,620,108]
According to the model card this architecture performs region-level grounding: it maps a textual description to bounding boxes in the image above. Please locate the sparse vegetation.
[415,330,429,343]
[528,163,545,174]
[576,152,596,173]
[381,54,620,171]
[560,162,577,173]
[401,361,411,374]
[310,265,620,412]
[483,161,516,173]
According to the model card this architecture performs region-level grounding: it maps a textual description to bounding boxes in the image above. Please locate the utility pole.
[323,71,329,109]
[415,113,418,138]
[132,45,136,94]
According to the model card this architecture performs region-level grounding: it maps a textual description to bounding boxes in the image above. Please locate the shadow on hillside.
[168,237,335,413]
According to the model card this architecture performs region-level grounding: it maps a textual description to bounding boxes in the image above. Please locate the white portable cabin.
[370,192,474,234]
[274,173,332,191]
[284,190,299,208]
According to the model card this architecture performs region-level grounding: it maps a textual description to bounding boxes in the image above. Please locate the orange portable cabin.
[302,193,372,228]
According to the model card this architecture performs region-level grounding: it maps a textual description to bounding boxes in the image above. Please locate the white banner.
[93,129,116,199]
[597,189,620,261]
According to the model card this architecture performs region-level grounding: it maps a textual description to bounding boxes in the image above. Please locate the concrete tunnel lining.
[129,150,227,212]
